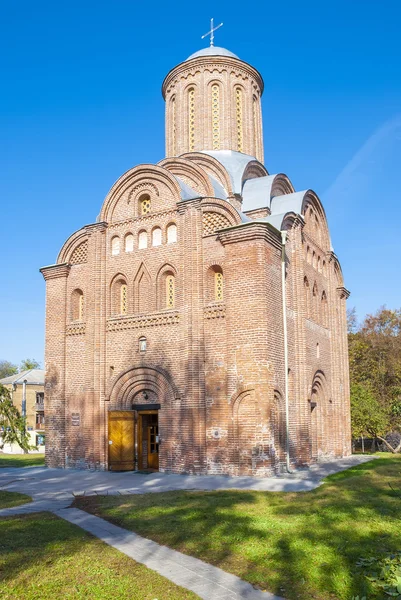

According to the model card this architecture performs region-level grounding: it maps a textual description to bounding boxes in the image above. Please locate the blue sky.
[1,0,400,366]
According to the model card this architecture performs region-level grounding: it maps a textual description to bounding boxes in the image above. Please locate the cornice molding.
[162,56,264,97]
[218,222,282,250]
[40,263,70,281]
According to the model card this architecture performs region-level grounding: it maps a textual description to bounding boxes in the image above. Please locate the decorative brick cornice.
[337,286,350,300]
[218,222,282,250]
[177,198,202,214]
[108,209,178,230]
[40,263,70,281]
[162,56,264,97]
[107,310,179,332]
[66,322,86,336]
[204,303,226,319]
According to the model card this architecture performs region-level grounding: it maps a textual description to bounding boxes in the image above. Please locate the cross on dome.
[201,18,223,47]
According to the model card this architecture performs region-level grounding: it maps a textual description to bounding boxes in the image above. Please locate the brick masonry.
[41,48,351,475]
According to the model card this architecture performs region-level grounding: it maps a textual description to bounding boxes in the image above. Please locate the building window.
[152,227,162,247]
[138,230,148,249]
[79,294,84,321]
[140,196,151,216]
[125,233,134,252]
[167,223,177,244]
[111,236,120,256]
[188,87,195,151]
[121,284,128,315]
[235,87,243,152]
[139,337,147,352]
[215,271,223,301]
[171,96,176,155]
[71,289,84,321]
[211,84,220,150]
[166,275,175,308]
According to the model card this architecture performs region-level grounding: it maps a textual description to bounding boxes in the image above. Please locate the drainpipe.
[281,231,293,474]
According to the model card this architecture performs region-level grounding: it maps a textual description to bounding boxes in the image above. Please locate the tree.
[349,306,401,452]
[19,358,41,371]
[350,382,388,439]
[0,360,18,380]
[0,384,34,452]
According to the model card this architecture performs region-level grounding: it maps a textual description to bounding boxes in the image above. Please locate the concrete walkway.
[0,455,376,600]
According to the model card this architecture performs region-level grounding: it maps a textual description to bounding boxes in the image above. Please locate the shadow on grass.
[74,455,401,600]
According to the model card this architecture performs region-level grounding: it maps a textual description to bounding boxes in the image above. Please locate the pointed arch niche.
[134,263,152,314]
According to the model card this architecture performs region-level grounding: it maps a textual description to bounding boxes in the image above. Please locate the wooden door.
[108,411,135,471]
[147,420,159,470]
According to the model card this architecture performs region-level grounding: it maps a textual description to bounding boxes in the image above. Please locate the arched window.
[125,233,134,253]
[152,227,162,247]
[139,195,151,216]
[215,271,223,301]
[321,291,328,327]
[304,277,311,319]
[306,246,311,264]
[111,278,128,316]
[167,223,177,244]
[317,256,321,272]
[253,95,259,154]
[313,282,319,322]
[120,284,128,315]
[111,236,120,256]
[138,230,148,249]
[71,289,84,321]
[166,275,175,308]
[188,87,195,151]
[235,87,243,152]
[211,83,220,150]
[171,95,176,156]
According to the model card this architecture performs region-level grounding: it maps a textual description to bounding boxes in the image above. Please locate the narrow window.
[188,87,195,151]
[72,289,84,321]
[166,275,175,308]
[138,230,148,249]
[78,293,84,321]
[211,84,220,150]
[152,227,162,247]
[215,271,223,301]
[171,95,176,156]
[120,284,127,315]
[253,96,258,154]
[167,223,177,244]
[125,233,134,252]
[236,87,243,152]
[111,236,120,256]
[139,337,147,352]
[140,195,151,216]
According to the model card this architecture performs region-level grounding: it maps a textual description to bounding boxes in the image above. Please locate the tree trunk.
[376,436,401,454]
[371,437,376,452]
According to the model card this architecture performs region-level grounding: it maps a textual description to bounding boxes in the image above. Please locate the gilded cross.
[201,18,223,47]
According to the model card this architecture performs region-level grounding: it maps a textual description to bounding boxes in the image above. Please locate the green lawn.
[0,490,32,509]
[0,512,199,600]
[0,453,45,468]
[74,455,401,600]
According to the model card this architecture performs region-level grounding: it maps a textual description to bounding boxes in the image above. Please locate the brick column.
[40,263,70,468]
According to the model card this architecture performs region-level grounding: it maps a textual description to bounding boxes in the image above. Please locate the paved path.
[0,455,376,600]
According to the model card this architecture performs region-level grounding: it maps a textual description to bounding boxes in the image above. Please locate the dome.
[186,46,239,61]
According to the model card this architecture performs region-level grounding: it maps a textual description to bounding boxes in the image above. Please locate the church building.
[41,40,351,475]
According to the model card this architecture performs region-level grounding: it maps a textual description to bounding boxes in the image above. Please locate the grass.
[0,490,32,509]
[0,512,199,600]
[0,454,45,468]
[74,455,401,600]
